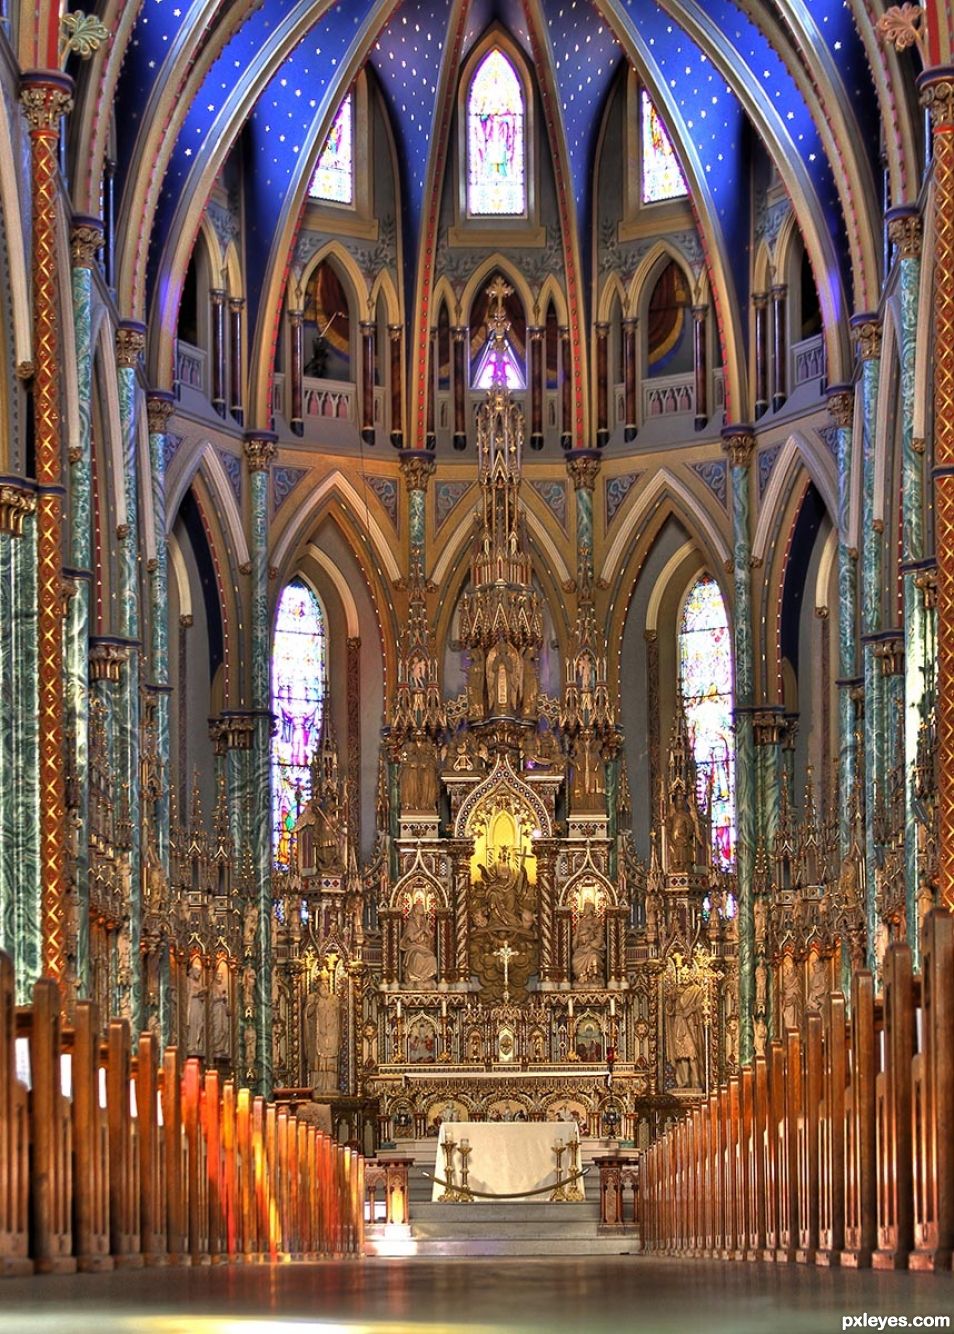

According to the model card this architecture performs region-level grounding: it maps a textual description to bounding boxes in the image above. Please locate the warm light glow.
[308,92,353,204]
[468,50,526,216]
[641,89,688,204]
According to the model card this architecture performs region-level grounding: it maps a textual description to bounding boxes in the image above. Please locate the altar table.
[432,1121,580,1202]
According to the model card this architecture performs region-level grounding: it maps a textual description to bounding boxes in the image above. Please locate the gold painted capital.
[115,324,145,368]
[826,387,854,429]
[0,482,36,536]
[852,314,882,361]
[887,210,922,259]
[70,219,104,269]
[20,82,73,133]
[89,641,129,682]
[721,429,755,468]
[400,451,436,493]
[567,452,601,491]
[244,436,276,472]
[146,393,175,435]
[920,76,954,128]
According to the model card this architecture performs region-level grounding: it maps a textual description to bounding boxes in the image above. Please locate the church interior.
[0,0,953,1328]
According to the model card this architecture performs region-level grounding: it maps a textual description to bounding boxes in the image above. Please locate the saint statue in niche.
[485,635,523,715]
[666,786,703,872]
[665,977,704,1088]
[570,731,606,812]
[400,899,438,986]
[571,900,605,983]
[186,957,207,1055]
[312,975,340,1094]
[210,964,231,1058]
[399,736,439,812]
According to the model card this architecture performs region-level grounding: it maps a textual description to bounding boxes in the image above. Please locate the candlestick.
[610,997,616,1016]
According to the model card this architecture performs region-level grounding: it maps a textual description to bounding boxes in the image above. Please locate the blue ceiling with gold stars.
[110,0,883,386]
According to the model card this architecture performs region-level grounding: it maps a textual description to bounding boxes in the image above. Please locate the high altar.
[274,281,739,1149]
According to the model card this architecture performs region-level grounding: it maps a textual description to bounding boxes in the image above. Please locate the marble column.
[721,425,756,1063]
[452,326,467,451]
[115,321,146,1029]
[827,384,858,861]
[210,289,226,416]
[529,327,544,451]
[69,216,104,997]
[852,313,883,973]
[400,449,435,571]
[21,72,74,990]
[389,324,404,449]
[770,285,788,413]
[426,329,437,450]
[692,306,708,431]
[623,317,638,443]
[244,430,277,1096]
[918,70,954,912]
[753,294,769,419]
[346,636,361,855]
[290,309,304,437]
[595,322,610,448]
[229,297,245,425]
[887,207,925,956]
[146,392,175,876]
[560,326,572,451]
[567,451,601,586]
[360,320,375,445]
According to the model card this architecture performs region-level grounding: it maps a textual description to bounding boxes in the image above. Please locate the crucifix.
[493,939,519,1004]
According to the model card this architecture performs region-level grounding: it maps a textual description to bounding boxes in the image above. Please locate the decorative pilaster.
[828,384,858,860]
[721,425,756,1062]
[595,322,609,447]
[692,306,708,431]
[919,69,954,913]
[389,324,404,449]
[244,430,277,1095]
[400,449,435,570]
[347,637,361,855]
[22,72,75,992]
[852,313,883,971]
[426,329,437,450]
[753,294,769,419]
[560,326,572,451]
[229,297,245,425]
[771,285,788,413]
[146,393,175,864]
[886,207,926,953]
[567,450,601,586]
[115,320,146,1028]
[289,309,304,437]
[69,215,104,998]
[529,327,544,451]
[452,326,467,451]
[359,320,375,446]
[209,289,226,416]
[623,317,638,442]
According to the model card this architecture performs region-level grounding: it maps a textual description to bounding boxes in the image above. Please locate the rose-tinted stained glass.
[472,336,526,389]
[468,50,526,217]
[308,93,353,204]
[678,574,735,866]
[641,89,688,204]
[272,579,326,869]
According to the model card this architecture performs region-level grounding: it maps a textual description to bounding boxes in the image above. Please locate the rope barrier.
[421,1168,589,1200]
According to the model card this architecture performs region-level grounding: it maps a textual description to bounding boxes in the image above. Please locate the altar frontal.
[432,1121,582,1203]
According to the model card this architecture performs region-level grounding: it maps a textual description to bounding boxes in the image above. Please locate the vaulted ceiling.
[69,0,922,425]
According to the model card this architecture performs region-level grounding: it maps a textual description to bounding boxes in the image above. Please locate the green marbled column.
[245,432,277,1097]
[851,315,883,974]
[722,427,756,1063]
[827,386,858,861]
[68,220,102,996]
[567,452,601,585]
[887,211,925,957]
[116,323,146,1029]
[400,450,436,572]
[146,393,175,872]
[14,509,40,999]
[0,530,11,955]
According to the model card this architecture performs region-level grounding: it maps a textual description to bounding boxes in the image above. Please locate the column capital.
[720,425,756,467]
[826,383,854,429]
[209,287,226,305]
[228,295,246,314]
[388,323,403,342]
[0,478,37,536]
[594,321,610,336]
[566,449,601,491]
[399,449,436,493]
[20,72,73,132]
[886,205,922,260]
[769,283,788,300]
[752,291,769,310]
[529,325,544,341]
[690,305,707,323]
[89,637,130,682]
[115,320,146,368]
[70,215,104,269]
[850,312,882,361]
[918,68,954,128]
[243,431,277,472]
[146,390,176,435]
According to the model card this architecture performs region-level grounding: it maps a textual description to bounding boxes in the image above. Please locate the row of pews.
[0,952,364,1275]
[641,909,953,1270]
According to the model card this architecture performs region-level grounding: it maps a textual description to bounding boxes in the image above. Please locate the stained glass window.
[467,50,526,217]
[308,93,353,204]
[678,574,735,866]
[272,579,327,869]
[472,336,526,389]
[641,89,687,204]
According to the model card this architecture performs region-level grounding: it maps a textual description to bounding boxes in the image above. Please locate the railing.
[643,373,694,420]
[640,910,953,1271]
[364,1155,413,1226]
[0,949,363,1274]
[302,377,355,422]
[792,334,824,388]
[175,341,206,394]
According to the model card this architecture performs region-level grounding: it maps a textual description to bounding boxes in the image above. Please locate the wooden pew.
[796,1010,822,1263]
[0,951,30,1275]
[840,970,876,1267]
[106,1020,143,1267]
[182,1058,210,1265]
[70,1001,111,1271]
[161,1047,189,1265]
[817,992,847,1265]
[24,979,75,1273]
[873,943,915,1269]
[762,1040,783,1260]
[746,1056,768,1258]
[776,1028,800,1262]
[910,910,954,1271]
[136,1033,166,1265]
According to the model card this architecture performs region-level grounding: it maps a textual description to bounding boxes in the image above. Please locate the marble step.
[389,1237,639,1257]
[413,1203,601,1223]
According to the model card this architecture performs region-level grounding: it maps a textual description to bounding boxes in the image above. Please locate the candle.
[441,998,447,1017]
[396,998,402,1019]
[568,997,574,1017]
[610,997,616,1016]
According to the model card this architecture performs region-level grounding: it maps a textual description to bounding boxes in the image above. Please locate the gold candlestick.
[439,1135,458,1202]
[458,1137,473,1201]
[550,1137,568,1202]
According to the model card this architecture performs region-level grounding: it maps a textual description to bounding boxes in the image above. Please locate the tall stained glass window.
[272,579,327,869]
[641,89,687,204]
[308,93,353,204]
[467,50,526,217]
[678,574,735,866]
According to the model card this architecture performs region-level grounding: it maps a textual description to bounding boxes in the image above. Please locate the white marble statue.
[186,958,207,1055]
[400,899,438,986]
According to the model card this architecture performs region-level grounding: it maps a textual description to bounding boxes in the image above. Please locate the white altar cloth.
[432,1121,579,1203]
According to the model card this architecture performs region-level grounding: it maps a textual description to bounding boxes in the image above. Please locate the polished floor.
[0,1258,952,1334]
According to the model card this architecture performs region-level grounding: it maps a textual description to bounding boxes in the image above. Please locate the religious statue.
[520,648,540,719]
[527,723,562,770]
[466,648,486,720]
[400,899,438,987]
[313,793,341,871]
[469,841,538,1004]
[477,849,532,933]
[186,958,207,1055]
[667,787,703,872]
[779,957,802,1032]
[243,1024,256,1072]
[665,977,704,1089]
[313,975,340,1094]
[485,635,523,716]
[807,953,828,1014]
[571,900,605,984]
[242,962,256,1015]
[570,731,606,812]
[210,967,231,1059]
[399,736,439,812]
[723,980,739,1069]
[243,899,258,951]
[304,987,318,1080]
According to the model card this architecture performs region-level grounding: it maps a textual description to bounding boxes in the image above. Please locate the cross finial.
[493,938,519,1003]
